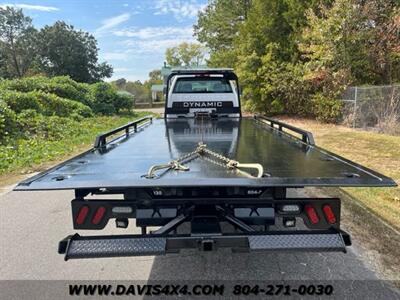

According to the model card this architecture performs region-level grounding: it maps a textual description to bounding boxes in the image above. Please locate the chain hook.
[144,143,264,179]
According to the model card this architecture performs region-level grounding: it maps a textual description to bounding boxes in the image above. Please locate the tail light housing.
[76,206,89,225]
[92,206,106,225]
[305,205,319,224]
[322,205,337,224]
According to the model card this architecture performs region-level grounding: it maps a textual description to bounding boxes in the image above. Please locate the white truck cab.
[165,69,241,118]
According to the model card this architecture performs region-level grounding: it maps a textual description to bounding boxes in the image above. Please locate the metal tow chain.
[145,142,264,179]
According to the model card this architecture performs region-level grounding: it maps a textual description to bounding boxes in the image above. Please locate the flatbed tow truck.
[14,69,396,260]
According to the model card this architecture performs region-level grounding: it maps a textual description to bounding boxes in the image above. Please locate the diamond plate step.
[248,233,345,252]
[63,236,166,260]
[59,231,349,260]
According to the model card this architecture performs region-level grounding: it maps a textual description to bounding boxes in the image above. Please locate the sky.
[0,0,208,82]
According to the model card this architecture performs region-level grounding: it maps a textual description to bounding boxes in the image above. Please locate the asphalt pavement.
[0,186,399,299]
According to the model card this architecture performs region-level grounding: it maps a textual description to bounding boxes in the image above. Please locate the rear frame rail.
[69,196,342,231]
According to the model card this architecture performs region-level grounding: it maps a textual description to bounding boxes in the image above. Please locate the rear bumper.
[59,230,351,260]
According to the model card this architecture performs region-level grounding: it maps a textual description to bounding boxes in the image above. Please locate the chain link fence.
[340,84,400,134]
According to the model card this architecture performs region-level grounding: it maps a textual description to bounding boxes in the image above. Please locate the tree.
[143,69,163,97]
[112,70,163,106]
[165,42,206,67]
[145,69,162,87]
[300,0,399,85]
[0,9,113,82]
[125,81,150,103]
[234,0,295,112]
[301,0,366,85]
[194,0,319,68]
[194,0,398,122]
[113,78,127,89]
[148,69,162,81]
[37,21,112,83]
[0,47,7,77]
[0,7,38,78]
[194,0,252,67]
[297,0,400,121]
[362,1,400,84]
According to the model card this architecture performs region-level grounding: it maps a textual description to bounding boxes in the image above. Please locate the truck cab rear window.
[173,78,233,93]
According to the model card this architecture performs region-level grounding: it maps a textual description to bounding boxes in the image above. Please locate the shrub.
[90,82,132,115]
[36,115,77,140]
[36,91,93,117]
[0,100,18,143]
[0,76,94,108]
[0,89,43,113]
[312,93,343,122]
[0,76,48,92]
[0,89,93,117]
[15,109,44,138]
[275,64,314,116]
[69,112,84,122]
[238,52,313,116]
[114,91,134,112]
[0,76,131,116]
[49,76,94,107]
[14,110,83,140]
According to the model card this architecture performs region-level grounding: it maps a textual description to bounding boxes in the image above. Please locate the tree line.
[193,0,399,121]
[112,43,207,102]
[111,69,163,103]
[0,7,112,83]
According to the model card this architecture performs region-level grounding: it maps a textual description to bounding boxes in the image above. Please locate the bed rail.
[254,115,315,145]
[94,116,153,148]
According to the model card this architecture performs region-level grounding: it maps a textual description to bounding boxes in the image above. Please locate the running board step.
[59,232,350,260]
[59,234,166,260]
[248,233,347,252]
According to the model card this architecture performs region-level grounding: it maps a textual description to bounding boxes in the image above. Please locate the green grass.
[0,111,153,178]
[278,117,400,229]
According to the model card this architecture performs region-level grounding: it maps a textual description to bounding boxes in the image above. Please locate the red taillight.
[323,205,336,224]
[305,205,319,224]
[76,206,89,225]
[92,206,106,225]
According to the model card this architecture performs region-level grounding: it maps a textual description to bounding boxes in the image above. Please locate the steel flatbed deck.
[14,69,397,260]
[15,115,396,191]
